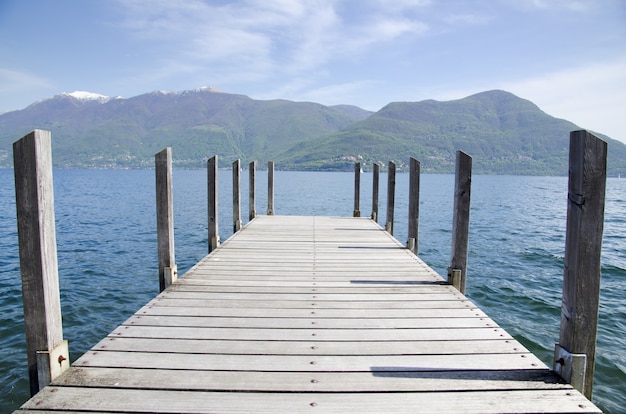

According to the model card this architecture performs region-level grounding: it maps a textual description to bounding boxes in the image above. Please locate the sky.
[1,0,625,142]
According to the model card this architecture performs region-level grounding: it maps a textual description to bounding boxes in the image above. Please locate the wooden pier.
[12,130,607,413]
[16,215,600,412]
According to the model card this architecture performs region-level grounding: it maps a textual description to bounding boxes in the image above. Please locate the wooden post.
[249,161,257,221]
[267,161,275,215]
[371,163,379,222]
[208,155,220,253]
[385,161,396,234]
[353,162,361,217]
[232,159,242,233]
[448,151,472,293]
[554,130,607,399]
[407,158,420,254]
[155,147,177,292]
[13,130,69,395]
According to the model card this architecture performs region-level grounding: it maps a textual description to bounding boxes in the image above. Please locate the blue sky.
[1,0,625,142]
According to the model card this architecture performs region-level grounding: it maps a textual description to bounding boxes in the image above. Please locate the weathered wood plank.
[386,161,396,234]
[232,159,242,232]
[15,214,600,413]
[353,162,361,217]
[407,157,420,253]
[179,274,445,283]
[22,387,600,413]
[267,160,274,215]
[558,130,607,398]
[372,162,380,222]
[449,150,472,293]
[173,277,446,287]
[155,147,176,292]
[52,366,570,392]
[166,284,457,294]
[157,291,465,302]
[74,350,545,371]
[91,337,525,356]
[13,130,69,394]
[180,275,444,284]
[147,298,477,309]
[107,325,513,341]
[207,155,219,252]
[137,306,488,318]
[122,315,499,329]
[249,160,257,220]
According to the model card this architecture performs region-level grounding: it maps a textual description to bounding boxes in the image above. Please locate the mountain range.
[1,88,624,176]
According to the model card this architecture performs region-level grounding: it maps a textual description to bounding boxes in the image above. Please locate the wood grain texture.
[267,161,274,215]
[13,130,66,395]
[371,162,379,222]
[559,130,607,398]
[155,147,175,291]
[249,161,256,220]
[385,161,396,234]
[207,155,219,252]
[407,157,420,254]
[353,162,361,217]
[449,150,472,293]
[15,215,600,413]
[232,159,242,232]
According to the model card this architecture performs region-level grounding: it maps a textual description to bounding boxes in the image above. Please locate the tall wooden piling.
[208,155,220,253]
[13,130,69,395]
[267,161,275,215]
[155,147,177,292]
[371,163,379,222]
[448,151,472,294]
[407,158,420,254]
[385,161,396,234]
[353,162,361,217]
[555,130,607,399]
[249,161,257,221]
[232,159,242,233]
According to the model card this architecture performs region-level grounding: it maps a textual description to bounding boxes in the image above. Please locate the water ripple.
[0,170,624,413]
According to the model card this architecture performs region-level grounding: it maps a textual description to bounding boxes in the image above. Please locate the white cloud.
[110,0,433,99]
[444,13,492,25]
[369,17,428,40]
[502,60,626,142]
[290,79,380,106]
[428,59,626,143]
[527,0,592,12]
[280,3,341,74]
[373,0,432,12]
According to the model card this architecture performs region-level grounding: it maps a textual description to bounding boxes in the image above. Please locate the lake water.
[1,168,624,413]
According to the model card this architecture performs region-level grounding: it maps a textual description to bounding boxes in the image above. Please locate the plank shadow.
[333,228,381,231]
[351,280,443,285]
[338,246,402,249]
[370,367,564,384]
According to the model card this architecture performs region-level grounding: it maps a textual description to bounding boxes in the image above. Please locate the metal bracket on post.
[554,343,587,396]
[164,264,178,287]
[447,268,462,292]
[407,238,416,254]
[211,234,221,251]
[36,339,70,389]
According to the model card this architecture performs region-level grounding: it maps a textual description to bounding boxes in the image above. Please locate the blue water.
[1,169,624,413]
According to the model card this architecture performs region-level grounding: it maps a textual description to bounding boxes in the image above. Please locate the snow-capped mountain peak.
[61,91,112,102]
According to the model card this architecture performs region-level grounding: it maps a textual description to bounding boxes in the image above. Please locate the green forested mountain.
[1,88,624,175]
[277,90,626,175]
[0,89,367,168]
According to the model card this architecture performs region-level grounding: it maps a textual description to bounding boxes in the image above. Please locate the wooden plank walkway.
[16,215,600,413]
